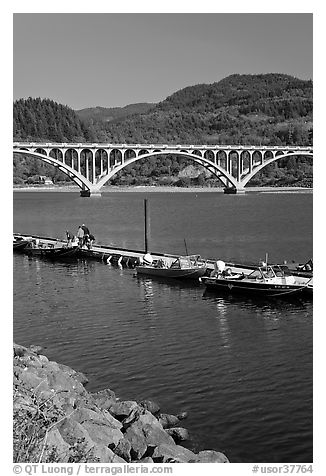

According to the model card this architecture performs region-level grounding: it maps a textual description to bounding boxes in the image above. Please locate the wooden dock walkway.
[13,232,263,276]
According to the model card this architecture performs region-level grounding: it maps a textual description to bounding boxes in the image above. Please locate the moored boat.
[136,255,207,280]
[201,265,311,297]
[13,235,33,252]
[24,238,80,260]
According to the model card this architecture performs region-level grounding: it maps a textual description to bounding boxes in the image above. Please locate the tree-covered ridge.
[13,73,313,187]
[101,73,312,145]
[76,103,155,123]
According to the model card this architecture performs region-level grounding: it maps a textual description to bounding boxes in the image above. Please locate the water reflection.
[213,298,230,349]
[138,277,157,319]
[202,289,312,316]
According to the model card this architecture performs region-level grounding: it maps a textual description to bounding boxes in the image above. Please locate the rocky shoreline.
[13,343,229,463]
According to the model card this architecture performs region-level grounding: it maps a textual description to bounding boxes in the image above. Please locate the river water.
[13,190,313,463]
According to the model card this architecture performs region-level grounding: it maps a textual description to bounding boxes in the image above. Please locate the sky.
[13,12,313,110]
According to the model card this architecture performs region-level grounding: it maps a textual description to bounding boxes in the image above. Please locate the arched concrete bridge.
[13,142,313,196]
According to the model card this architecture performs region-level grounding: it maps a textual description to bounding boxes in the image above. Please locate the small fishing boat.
[25,239,80,260]
[201,264,311,297]
[13,235,32,252]
[40,246,80,260]
[136,255,207,280]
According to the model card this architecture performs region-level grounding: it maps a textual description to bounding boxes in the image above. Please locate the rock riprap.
[13,343,229,463]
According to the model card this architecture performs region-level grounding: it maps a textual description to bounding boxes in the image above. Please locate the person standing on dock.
[77,226,84,246]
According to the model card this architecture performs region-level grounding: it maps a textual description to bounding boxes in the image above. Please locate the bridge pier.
[224,186,246,194]
[80,190,102,197]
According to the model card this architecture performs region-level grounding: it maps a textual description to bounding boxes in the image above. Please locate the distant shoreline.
[13,185,313,193]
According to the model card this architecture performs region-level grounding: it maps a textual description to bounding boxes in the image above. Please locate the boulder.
[71,407,122,431]
[110,401,139,420]
[138,410,161,428]
[176,411,188,420]
[152,443,197,463]
[57,363,89,385]
[137,457,154,463]
[114,437,132,462]
[13,344,28,358]
[42,427,71,462]
[158,413,180,428]
[46,368,87,397]
[38,354,49,363]
[90,388,117,410]
[18,354,44,370]
[142,423,175,449]
[19,368,48,393]
[80,420,123,447]
[122,406,142,429]
[90,445,126,463]
[29,345,43,355]
[166,427,190,443]
[57,419,94,452]
[193,450,230,463]
[124,421,148,460]
[139,399,160,415]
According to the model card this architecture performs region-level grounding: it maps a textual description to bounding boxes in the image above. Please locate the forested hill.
[13,73,313,188]
[100,73,312,144]
[76,103,154,123]
[14,73,313,146]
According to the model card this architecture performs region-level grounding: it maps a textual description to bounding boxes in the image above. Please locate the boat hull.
[136,265,207,280]
[202,277,309,297]
[13,240,30,252]
[25,245,80,260]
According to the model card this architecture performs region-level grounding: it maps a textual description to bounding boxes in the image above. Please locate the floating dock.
[13,232,259,275]
[14,232,312,285]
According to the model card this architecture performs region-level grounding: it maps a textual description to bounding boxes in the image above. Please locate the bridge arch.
[241,151,313,187]
[95,150,238,190]
[13,149,94,191]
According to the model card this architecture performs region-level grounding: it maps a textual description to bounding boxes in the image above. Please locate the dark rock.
[166,427,190,443]
[122,406,141,429]
[193,450,230,463]
[158,413,180,428]
[114,437,132,462]
[176,411,188,420]
[139,399,160,415]
[110,400,139,420]
[124,421,148,460]
[152,443,197,463]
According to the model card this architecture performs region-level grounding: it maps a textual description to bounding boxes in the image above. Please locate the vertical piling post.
[144,199,150,253]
